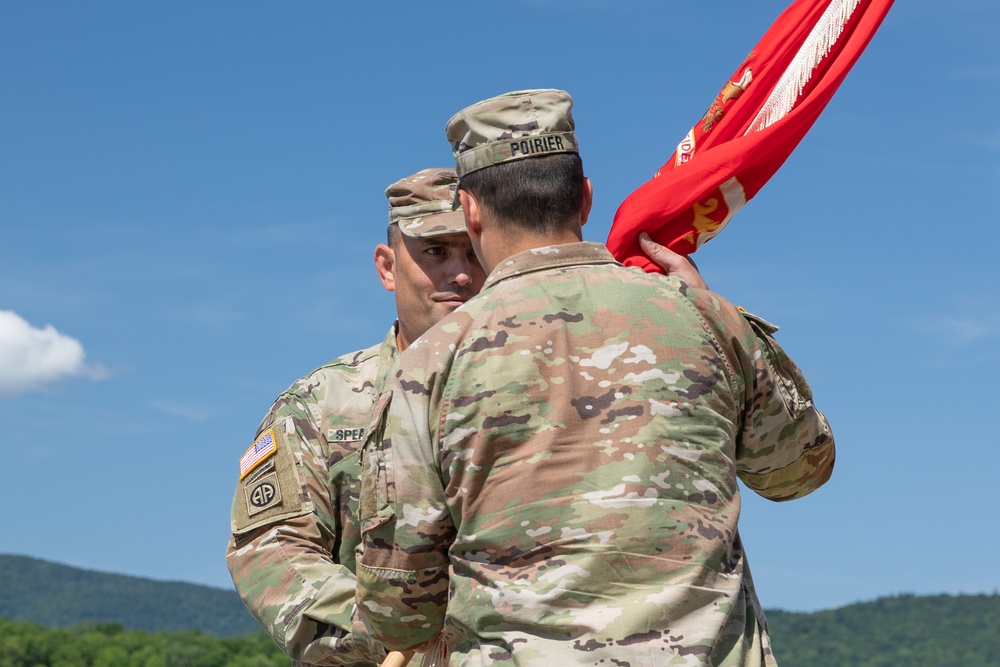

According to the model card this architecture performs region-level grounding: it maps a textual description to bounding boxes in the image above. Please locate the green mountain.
[767,593,1000,667]
[0,618,288,667]
[3,554,999,666]
[0,554,259,637]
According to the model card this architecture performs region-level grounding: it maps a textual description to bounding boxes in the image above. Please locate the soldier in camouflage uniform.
[225,164,702,667]
[356,90,835,666]
[225,168,487,666]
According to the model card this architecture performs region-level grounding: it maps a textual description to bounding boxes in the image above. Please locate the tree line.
[767,593,1000,667]
[0,618,289,667]
[3,592,1000,666]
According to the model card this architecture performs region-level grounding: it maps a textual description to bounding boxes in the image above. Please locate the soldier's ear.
[580,177,593,227]
[459,190,483,241]
[374,244,396,293]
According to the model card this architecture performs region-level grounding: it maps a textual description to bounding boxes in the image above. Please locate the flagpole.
[380,650,414,667]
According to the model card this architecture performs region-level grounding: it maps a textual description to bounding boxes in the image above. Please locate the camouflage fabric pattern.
[386,168,467,238]
[227,327,398,666]
[446,89,579,178]
[356,242,834,666]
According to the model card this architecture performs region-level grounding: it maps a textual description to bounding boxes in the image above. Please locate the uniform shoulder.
[317,341,383,373]
[735,306,779,334]
[678,282,742,318]
[281,341,383,400]
[686,286,782,335]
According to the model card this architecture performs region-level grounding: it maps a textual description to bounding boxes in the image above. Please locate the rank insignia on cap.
[239,428,278,480]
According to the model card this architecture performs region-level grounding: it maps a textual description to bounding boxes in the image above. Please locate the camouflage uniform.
[226,168,468,666]
[356,91,835,666]
[227,328,396,666]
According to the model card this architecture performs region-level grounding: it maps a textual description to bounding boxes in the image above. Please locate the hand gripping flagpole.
[379,633,447,667]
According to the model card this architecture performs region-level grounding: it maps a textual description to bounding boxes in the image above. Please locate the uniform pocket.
[742,310,813,418]
[359,390,396,534]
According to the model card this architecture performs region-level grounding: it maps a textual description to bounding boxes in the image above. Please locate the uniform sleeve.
[731,309,835,501]
[225,393,387,666]
[355,346,454,652]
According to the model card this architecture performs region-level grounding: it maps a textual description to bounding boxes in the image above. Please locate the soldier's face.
[376,232,486,351]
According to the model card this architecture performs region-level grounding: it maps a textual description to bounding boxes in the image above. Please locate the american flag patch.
[239,429,278,480]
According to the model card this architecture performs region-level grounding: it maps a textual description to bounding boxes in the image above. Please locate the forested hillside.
[3,554,999,666]
[0,618,287,667]
[0,555,258,637]
[768,593,1000,667]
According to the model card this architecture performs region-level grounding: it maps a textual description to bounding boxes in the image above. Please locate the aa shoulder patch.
[244,471,282,517]
[231,421,308,535]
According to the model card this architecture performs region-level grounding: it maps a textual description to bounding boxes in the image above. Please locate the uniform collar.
[377,323,400,386]
[483,241,620,290]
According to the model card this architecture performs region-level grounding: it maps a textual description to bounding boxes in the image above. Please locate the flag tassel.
[748,0,863,133]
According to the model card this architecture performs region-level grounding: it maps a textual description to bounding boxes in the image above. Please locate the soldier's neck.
[480,227,583,273]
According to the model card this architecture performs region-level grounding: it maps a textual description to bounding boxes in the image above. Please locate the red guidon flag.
[606,0,894,273]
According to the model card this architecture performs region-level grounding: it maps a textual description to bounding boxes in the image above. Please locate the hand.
[639,232,708,290]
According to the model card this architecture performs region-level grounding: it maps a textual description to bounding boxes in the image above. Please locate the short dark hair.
[386,223,401,248]
[459,153,585,234]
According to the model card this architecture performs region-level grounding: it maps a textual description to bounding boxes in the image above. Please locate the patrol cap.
[386,168,467,238]
[445,89,579,179]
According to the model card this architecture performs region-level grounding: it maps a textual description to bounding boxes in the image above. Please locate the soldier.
[225,168,485,666]
[356,90,835,666]
[226,165,710,666]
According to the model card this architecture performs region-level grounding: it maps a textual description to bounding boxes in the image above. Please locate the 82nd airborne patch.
[244,471,282,516]
[231,420,307,535]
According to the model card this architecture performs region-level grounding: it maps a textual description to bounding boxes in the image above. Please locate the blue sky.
[1,0,997,614]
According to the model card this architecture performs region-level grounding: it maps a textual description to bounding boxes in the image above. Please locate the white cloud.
[950,131,1000,152]
[936,316,999,345]
[150,400,213,422]
[0,310,108,397]
[912,311,1000,350]
[954,63,1000,82]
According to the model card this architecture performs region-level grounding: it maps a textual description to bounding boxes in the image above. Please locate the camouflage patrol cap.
[386,168,467,238]
[445,89,579,179]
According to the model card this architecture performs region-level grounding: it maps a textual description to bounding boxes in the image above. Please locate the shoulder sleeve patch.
[231,422,309,535]
[243,470,283,517]
[238,428,278,480]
